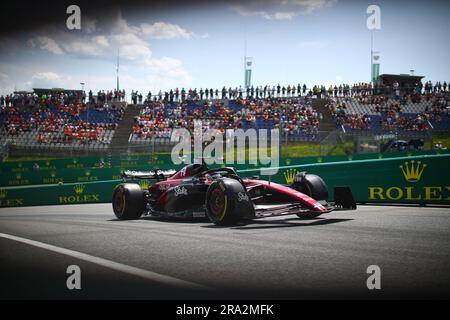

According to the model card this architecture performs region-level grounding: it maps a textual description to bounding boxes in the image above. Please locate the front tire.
[205,178,254,225]
[112,183,144,220]
[292,172,328,200]
[291,172,328,219]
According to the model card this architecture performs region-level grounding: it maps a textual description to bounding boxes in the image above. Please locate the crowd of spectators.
[327,100,371,130]
[89,89,125,104]
[1,90,124,146]
[132,96,320,141]
[326,89,449,132]
[126,80,449,106]
[133,84,312,105]
[380,113,430,132]
[1,80,449,148]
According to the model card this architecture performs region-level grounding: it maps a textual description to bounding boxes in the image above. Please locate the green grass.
[3,133,449,163]
[281,144,321,158]
[281,141,354,158]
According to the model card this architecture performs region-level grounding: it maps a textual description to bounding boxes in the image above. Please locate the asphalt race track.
[1,203,450,299]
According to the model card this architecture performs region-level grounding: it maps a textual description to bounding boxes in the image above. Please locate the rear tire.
[205,178,254,225]
[112,183,144,220]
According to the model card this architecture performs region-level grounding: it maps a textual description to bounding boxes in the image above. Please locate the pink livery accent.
[245,179,328,212]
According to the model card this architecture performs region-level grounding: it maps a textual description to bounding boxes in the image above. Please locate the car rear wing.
[122,169,176,181]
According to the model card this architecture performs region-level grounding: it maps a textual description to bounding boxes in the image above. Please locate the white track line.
[0,232,211,291]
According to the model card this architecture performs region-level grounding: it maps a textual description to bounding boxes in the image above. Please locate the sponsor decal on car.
[192,211,206,218]
[173,185,188,197]
[158,183,170,191]
[179,166,187,177]
[237,192,249,202]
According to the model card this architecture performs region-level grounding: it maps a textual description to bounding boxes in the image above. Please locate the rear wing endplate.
[122,169,176,181]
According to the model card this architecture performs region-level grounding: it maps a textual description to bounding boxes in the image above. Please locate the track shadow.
[139,216,210,223]
[201,217,353,230]
[109,215,353,229]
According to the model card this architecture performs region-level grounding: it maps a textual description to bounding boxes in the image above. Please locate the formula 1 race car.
[112,161,356,225]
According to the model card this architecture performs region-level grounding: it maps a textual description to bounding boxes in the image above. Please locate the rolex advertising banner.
[3,150,448,187]
[282,154,450,205]
[1,154,449,208]
[0,180,120,208]
[372,51,380,83]
[0,153,170,174]
[240,154,450,205]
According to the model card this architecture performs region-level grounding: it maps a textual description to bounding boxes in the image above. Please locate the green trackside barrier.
[239,154,450,205]
[0,164,186,187]
[0,180,121,208]
[281,149,450,166]
[0,153,171,174]
[0,154,449,208]
[2,154,449,208]
[0,162,258,186]
[2,149,449,175]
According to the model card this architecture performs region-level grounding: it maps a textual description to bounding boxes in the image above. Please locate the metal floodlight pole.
[371,31,374,84]
[116,48,120,92]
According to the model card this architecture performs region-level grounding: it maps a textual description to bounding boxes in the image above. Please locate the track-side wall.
[0,154,448,208]
[1,150,448,187]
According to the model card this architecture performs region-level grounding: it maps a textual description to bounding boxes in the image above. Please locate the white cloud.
[140,22,194,40]
[144,56,193,88]
[27,36,63,55]
[62,39,106,57]
[32,72,62,82]
[31,71,80,90]
[110,32,152,60]
[113,9,140,34]
[104,10,154,61]
[92,35,109,47]
[229,0,337,20]
[11,10,193,95]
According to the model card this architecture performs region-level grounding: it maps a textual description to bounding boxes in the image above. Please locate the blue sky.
[0,0,449,97]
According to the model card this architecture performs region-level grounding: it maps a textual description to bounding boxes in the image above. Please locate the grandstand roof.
[379,74,424,94]
[379,74,424,81]
[33,88,82,95]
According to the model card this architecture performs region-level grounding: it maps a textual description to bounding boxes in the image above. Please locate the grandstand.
[128,97,321,147]
[0,89,125,156]
[326,92,449,135]
[1,83,449,158]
